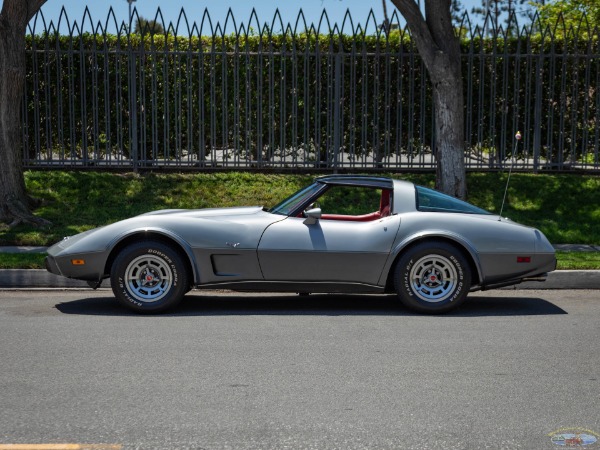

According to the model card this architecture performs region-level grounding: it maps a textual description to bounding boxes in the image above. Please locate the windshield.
[416,186,491,215]
[269,182,324,216]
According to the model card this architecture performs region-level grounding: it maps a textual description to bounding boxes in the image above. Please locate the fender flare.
[105,227,201,284]
[381,230,484,285]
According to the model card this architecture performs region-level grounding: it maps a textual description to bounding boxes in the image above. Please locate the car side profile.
[46,175,556,314]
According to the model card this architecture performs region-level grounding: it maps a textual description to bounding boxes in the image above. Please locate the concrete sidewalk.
[1,245,599,290]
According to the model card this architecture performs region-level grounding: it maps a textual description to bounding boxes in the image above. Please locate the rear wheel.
[394,241,471,314]
[110,240,189,313]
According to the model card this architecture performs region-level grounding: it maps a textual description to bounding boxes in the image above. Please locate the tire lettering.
[147,249,179,286]
[147,249,173,264]
[403,260,414,296]
[118,277,143,306]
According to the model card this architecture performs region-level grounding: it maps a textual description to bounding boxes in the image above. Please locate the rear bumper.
[471,272,549,292]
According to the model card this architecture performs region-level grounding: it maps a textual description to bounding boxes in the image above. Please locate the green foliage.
[470,0,536,34]
[556,250,600,269]
[318,186,382,215]
[534,0,600,37]
[2,171,313,245]
[134,17,165,35]
[0,171,598,269]
[1,171,599,247]
[0,254,47,269]
[466,173,600,244]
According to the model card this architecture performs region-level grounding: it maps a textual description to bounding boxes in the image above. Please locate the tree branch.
[425,0,459,57]
[26,0,47,23]
[389,0,438,65]
[0,0,47,26]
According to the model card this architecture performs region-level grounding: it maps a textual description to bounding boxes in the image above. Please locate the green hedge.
[23,31,600,166]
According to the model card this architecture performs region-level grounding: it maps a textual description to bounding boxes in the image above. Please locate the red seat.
[320,189,392,222]
[379,189,392,217]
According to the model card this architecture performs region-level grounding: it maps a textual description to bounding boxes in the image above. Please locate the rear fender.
[382,231,484,285]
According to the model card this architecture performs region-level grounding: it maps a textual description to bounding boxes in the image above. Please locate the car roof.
[316,175,395,189]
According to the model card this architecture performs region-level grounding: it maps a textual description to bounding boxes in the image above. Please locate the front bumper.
[44,251,108,282]
[45,255,62,276]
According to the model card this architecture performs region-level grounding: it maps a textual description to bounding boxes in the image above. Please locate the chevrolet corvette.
[45,175,556,313]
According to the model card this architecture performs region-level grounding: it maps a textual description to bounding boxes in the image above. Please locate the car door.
[257,214,400,285]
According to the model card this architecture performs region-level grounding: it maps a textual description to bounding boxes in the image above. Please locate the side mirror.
[303,207,322,225]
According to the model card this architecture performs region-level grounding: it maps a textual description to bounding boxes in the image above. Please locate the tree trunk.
[0,0,50,227]
[390,0,467,199]
[429,55,466,199]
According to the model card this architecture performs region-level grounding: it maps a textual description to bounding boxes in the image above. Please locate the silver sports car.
[46,175,556,314]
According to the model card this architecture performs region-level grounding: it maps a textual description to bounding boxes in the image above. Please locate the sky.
[6,0,487,35]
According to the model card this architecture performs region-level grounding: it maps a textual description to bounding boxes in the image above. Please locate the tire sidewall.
[395,242,470,313]
[111,241,188,313]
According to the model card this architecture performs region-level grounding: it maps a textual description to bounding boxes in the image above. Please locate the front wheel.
[110,240,189,313]
[394,241,471,314]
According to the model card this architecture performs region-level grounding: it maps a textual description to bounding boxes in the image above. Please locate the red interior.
[320,189,392,222]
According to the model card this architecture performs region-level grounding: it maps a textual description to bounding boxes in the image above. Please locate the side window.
[316,186,382,216]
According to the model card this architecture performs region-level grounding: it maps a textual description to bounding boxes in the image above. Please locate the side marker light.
[71,259,86,265]
[517,256,531,263]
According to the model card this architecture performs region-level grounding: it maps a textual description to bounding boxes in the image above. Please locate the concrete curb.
[0,269,599,290]
[514,270,600,290]
[0,269,100,288]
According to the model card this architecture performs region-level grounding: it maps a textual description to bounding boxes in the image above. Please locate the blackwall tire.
[394,241,471,314]
[110,240,189,313]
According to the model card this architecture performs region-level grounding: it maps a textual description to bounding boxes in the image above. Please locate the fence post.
[333,52,341,173]
[533,55,543,172]
[129,38,138,172]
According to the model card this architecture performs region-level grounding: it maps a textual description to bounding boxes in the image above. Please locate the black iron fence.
[22,9,600,171]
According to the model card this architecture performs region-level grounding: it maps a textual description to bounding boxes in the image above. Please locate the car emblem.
[226,242,240,248]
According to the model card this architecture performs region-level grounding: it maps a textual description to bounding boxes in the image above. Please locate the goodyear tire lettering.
[110,240,189,314]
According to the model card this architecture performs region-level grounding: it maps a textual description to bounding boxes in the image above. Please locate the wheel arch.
[384,233,483,291]
[104,229,199,287]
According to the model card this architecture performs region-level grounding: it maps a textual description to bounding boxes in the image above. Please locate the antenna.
[498,131,521,220]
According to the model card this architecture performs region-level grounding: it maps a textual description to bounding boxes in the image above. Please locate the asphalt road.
[0,289,599,450]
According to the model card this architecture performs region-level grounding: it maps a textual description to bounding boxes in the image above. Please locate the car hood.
[139,206,265,218]
[48,206,282,257]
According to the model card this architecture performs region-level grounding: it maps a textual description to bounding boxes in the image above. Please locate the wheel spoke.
[123,254,174,303]
[409,254,458,303]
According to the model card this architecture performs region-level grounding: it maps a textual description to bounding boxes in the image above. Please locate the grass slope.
[0,171,598,247]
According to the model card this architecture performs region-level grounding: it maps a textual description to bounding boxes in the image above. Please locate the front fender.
[106,227,201,284]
